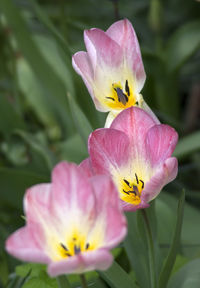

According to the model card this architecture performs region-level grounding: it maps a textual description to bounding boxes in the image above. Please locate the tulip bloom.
[84,107,178,211]
[72,19,157,126]
[6,162,127,276]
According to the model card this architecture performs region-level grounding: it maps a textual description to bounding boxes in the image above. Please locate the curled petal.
[141,157,178,203]
[72,51,94,98]
[84,28,122,68]
[90,175,127,249]
[106,19,146,93]
[89,128,130,174]
[6,226,50,264]
[79,158,94,177]
[48,248,113,276]
[146,124,178,166]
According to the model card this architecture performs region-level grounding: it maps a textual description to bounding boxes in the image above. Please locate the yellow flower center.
[120,173,144,205]
[57,231,94,260]
[105,80,137,110]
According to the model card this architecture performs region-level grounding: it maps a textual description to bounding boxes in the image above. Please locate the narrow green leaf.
[0,0,74,136]
[0,94,26,137]
[0,167,49,208]
[173,131,200,159]
[67,92,93,146]
[166,20,200,72]
[98,261,137,288]
[158,190,185,288]
[15,130,56,172]
[57,275,71,288]
[167,259,200,288]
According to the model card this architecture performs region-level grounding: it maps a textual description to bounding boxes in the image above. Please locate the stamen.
[123,189,130,195]
[60,243,68,251]
[74,245,81,255]
[125,80,130,96]
[135,101,139,106]
[85,243,90,250]
[106,96,115,101]
[114,88,128,105]
[123,179,131,187]
[135,173,139,184]
[139,180,144,189]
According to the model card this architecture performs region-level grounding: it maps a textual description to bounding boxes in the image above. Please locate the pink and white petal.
[111,107,156,160]
[72,51,94,99]
[121,199,149,212]
[90,175,127,249]
[48,249,113,276]
[146,124,178,166]
[79,158,94,177]
[24,183,52,224]
[84,28,123,68]
[89,128,130,175]
[6,226,50,264]
[141,157,178,203]
[106,19,146,93]
[51,162,95,213]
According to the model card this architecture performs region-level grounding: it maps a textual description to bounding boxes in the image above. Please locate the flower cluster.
[6,19,178,277]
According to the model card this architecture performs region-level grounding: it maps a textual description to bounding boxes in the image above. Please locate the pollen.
[120,173,145,205]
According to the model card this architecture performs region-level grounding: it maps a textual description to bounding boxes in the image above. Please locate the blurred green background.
[0,0,200,287]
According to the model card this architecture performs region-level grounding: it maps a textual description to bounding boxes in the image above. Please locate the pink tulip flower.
[6,162,127,276]
[72,19,157,126]
[84,107,178,211]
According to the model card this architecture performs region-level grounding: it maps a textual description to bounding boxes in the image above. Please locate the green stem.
[141,209,157,288]
[80,274,88,288]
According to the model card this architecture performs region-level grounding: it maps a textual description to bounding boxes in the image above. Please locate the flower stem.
[80,274,88,288]
[141,209,157,288]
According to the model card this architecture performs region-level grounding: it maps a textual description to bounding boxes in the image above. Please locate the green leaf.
[15,130,56,172]
[124,211,151,288]
[166,20,200,72]
[158,190,185,288]
[0,0,74,136]
[57,134,88,163]
[16,264,46,278]
[22,277,57,288]
[67,92,93,146]
[0,94,26,137]
[173,131,200,159]
[167,259,200,288]
[0,167,49,208]
[57,275,71,288]
[98,261,137,288]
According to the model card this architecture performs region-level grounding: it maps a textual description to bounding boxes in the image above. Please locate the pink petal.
[145,124,178,166]
[141,157,178,203]
[88,128,130,175]
[79,158,94,177]
[90,175,127,249]
[111,107,156,160]
[121,199,149,212]
[106,19,146,93]
[48,248,113,276]
[84,28,122,68]
[6,226,50,263]
[51,162,95,213]
[72,51,94,98]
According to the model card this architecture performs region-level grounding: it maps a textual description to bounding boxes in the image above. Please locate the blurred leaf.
[0,0,74,136]
[15,130,56,172]
[124,211,151,288]
[57,275,71,288]
[166,20,200,72]
[99,261,137,288]
[0,94,26,137]
[16,264,46,279]
[158,190,185,288]
[173,131,200,159]
[0,168,49,208]
[167,259,200,288]
[67,92,93,145]
[57,134,88,163]
[22,277,57,288]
